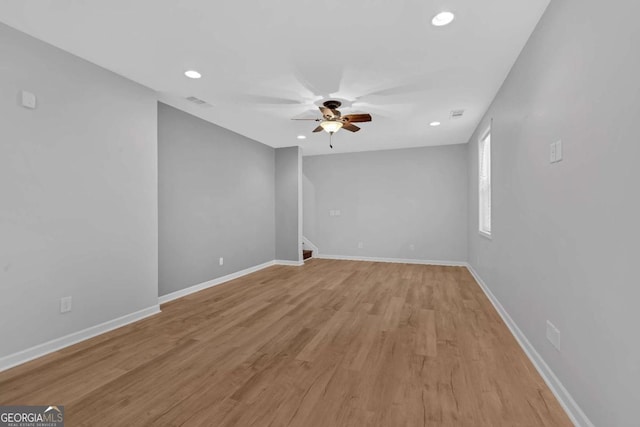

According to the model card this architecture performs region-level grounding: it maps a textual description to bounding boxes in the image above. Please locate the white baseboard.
[315,253,467,267]
[465,264,593,427]
[159,260,276,304]
[0,305,160,373]
[275,259,304,266]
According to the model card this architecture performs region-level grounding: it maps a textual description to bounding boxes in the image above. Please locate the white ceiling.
[0,0,549,156]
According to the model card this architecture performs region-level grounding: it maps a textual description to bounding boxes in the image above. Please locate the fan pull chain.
[329,132,333,149]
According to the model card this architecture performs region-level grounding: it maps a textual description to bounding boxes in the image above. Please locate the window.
[479,129,492,237]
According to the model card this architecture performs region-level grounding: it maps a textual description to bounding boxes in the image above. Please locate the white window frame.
[478,126,492,239]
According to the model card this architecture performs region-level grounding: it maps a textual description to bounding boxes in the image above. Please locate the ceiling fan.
[293,100,372,148]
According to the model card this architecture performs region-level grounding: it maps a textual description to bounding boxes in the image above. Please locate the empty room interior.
[1,0,638,426]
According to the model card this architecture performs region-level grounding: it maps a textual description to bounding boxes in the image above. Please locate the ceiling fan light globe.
[320,120,343,133]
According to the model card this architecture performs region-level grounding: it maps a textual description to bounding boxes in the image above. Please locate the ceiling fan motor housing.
[322,100,342,110]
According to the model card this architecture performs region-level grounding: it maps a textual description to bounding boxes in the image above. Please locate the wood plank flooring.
[0,259,572,426]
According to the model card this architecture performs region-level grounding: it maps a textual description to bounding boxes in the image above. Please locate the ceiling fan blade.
[312,126,324,133]
[319,106,336,119]
[342,123,361,132]
[343,113,372,123]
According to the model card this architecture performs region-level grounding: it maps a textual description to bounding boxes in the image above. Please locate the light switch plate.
[555,140,562,162]
[21,90,37,109]
[550,140,563,163]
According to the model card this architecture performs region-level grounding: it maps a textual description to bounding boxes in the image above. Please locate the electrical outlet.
[409,244,415,251]
[219,257,224,266]
[60,296,72,313]
[358,242,364,249]
[335,210,341,216]
[546,320,561,351]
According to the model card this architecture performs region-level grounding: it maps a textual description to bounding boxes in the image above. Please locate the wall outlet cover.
[60,296,72,313]
[546,320,561,351]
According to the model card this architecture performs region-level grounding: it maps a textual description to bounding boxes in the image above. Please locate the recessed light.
[432,11,455,27]
[430,121,441,127]
[184,70,202,79]
[297,135,306,140]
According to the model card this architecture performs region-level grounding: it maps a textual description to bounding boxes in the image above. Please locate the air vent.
[450,109,465,119]
[185,96,211,107]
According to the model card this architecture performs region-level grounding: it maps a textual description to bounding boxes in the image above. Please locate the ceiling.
[0,0,549,156]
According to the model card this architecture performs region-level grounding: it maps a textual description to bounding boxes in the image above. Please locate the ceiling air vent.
[185,96,211,107]
[450,109,465,119]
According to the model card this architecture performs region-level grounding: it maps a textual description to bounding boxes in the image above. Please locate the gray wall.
[158,103,275,296]
[304,145,468,262]
[466,0,640,425]
[0,23,158,358]
[275,146,301,262]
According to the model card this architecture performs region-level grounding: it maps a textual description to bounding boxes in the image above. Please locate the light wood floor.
[0,259,571,426]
